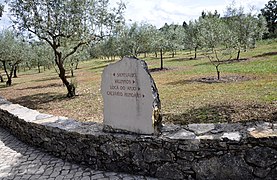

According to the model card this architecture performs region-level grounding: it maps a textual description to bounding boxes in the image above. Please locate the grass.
[0,40,276,125]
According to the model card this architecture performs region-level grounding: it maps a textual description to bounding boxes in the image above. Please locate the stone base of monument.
[101,57,162,135]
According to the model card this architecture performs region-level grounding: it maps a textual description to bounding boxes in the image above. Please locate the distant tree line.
[89,4,268,79]
[261,0,277,38]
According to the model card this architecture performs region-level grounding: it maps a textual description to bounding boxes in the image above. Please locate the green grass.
[0,40,276,124]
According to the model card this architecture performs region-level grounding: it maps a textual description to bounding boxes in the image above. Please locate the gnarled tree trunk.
[58,64,75,98]
[55,52,75,98]
[2,61,14,86]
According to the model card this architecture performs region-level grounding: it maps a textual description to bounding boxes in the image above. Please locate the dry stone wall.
[0,97,276,179]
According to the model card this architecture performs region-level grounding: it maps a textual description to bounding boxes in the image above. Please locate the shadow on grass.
[163,104,277,125]
[164,105,234,125]
[166,79,215,85]
[167,57,201,62]
[90,64,108,71]
[253,52,277,58]
[33,76,60,83]
[194,58,248,66]
[10,92,66,110]
[149,67,170,73]
[167,75,254,85]
[17,83,63,90]
[0,82,20,89]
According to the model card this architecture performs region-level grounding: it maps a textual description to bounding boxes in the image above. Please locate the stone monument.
[101,57,162,134]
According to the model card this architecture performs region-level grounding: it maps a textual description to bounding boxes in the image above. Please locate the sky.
[111,0,269,28]
[0,0,269,30]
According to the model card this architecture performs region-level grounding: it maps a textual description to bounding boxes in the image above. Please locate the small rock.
[221,132,241,141]
[188,124,215,135]
[167,129,196,140]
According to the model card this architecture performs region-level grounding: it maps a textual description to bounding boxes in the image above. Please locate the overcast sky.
[0,0,269,30]
[111,0,269,28]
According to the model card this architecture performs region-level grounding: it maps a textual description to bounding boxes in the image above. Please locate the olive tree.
[9,0,125,97]
[114,25,132,58]
[183,20,202,59]
[224,5,268,59]
[30,42,54,73]
[0,30,28,86]
[199,12,233,80]
[67,47,90,77]
[154,29,167,69]
[161,24,184,58]
[134,23,157,58]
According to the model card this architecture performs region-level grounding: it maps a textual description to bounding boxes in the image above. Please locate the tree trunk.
[56,52,75,98]
[71,62,74,77]
[0,75,3,83]
[236,49,241,60]
[53,49,76,98]
[194,47,197,59]
[75,60,79,70]
[13,65,18,78]
[59,66,75,97]
[6,77,12,86]
[2,61,13,86]
[71,69,74,77]
[216,65,220,80]
[160,49,163,70]
[38,63,41,73]
[155,51,158,58]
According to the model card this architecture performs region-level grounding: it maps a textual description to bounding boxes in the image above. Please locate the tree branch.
[27,28,53,48]
[62,42,87,61]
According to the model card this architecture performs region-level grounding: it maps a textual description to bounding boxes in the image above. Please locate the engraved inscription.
[106,72,144,98]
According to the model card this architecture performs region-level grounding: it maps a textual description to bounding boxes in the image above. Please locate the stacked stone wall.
[0,97,276,179]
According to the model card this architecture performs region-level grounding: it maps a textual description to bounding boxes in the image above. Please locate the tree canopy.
[0,30,29,86]
[9,0,125,97]
[261,0,277,38]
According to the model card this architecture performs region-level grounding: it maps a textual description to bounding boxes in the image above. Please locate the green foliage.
[92,22,159,58]
[0,29,29,85]
[224,5,268,59]
[182,20,202,58]
[197,12,233,79]
[29,41,54,73]
[261,0,277,38]
[9,0,125,97]
[159,23,184,57]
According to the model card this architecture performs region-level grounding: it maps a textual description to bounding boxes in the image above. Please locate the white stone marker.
[101,57,161,134]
